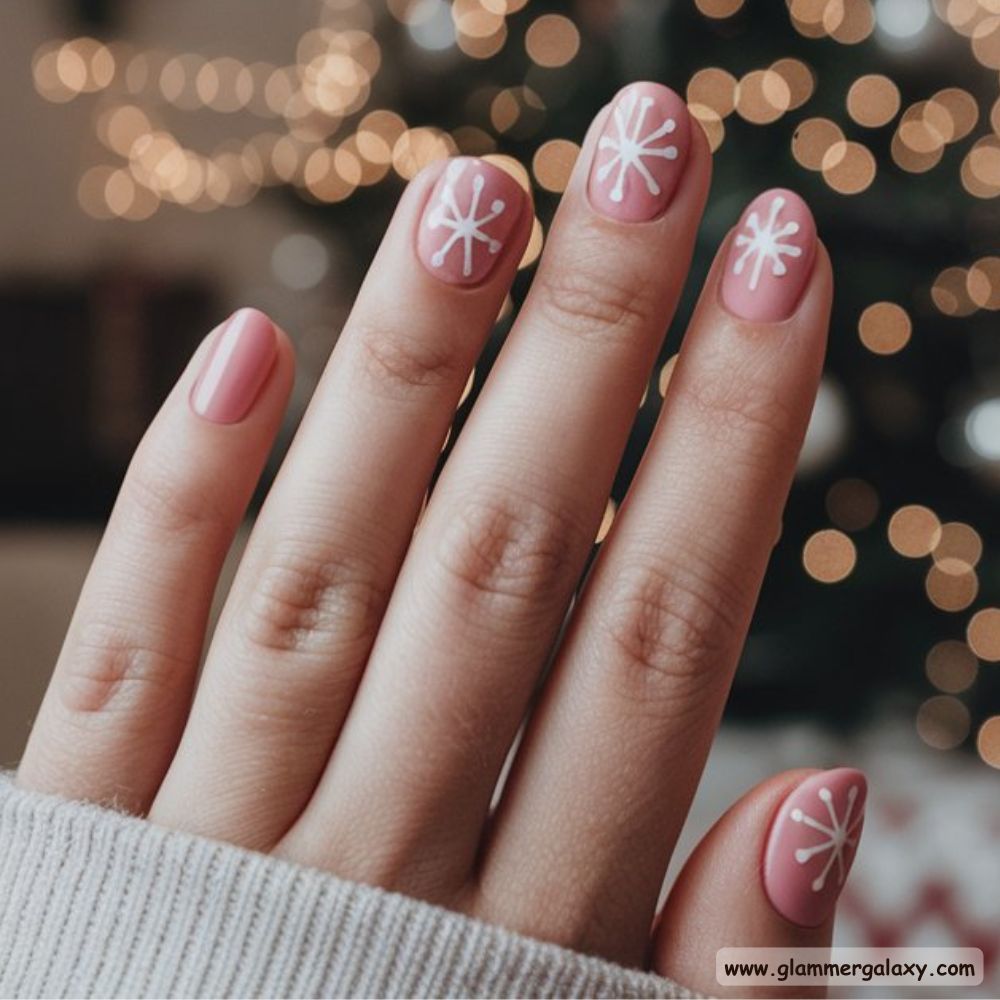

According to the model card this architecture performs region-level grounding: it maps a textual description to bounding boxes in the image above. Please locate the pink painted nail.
[721,188,816,322]
[417,157,526,286]
[763,768,867,928]
[587,82,690,223]
[190,308,277,424]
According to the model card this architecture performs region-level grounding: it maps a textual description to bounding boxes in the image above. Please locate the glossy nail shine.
[190,308,277,424]
[763,768,867,928]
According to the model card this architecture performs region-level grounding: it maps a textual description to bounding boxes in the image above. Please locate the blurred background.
[0,0,998,994]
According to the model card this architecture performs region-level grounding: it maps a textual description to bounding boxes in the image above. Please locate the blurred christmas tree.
[35,0,1000,766]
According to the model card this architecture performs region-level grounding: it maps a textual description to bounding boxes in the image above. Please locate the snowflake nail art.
[427,159,507,279]
[791,783,864,892]
[763,768,867,927]
[587,84,688,223]
[732,194,803,292]
[597,89,679,203]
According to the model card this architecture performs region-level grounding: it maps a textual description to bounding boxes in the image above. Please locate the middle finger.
[282,84,711,893]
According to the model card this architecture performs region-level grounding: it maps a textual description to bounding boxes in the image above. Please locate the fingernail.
[190,308,277,424]
[763,768,867,927]
[417,157,526,286]
[721,188,816,322]
[587,82,690,223]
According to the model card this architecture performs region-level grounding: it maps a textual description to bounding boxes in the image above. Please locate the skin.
[16,87,837,997]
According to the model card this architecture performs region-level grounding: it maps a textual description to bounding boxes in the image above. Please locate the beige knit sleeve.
[0,775,699,999]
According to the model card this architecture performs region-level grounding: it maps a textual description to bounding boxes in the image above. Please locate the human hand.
[18,83,859,997]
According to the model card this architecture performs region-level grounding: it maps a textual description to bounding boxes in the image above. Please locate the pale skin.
[17,97,836,997]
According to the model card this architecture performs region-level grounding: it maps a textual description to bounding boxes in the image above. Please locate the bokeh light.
[532,139,579,193]
[977,716,1000,768]
[803,528,857,583]
[916,694,971,749]
[847,74,900,127]
[858,301,912,354]
[967,607,1000,661]
[926,640,978,694]
[889,505,942,557]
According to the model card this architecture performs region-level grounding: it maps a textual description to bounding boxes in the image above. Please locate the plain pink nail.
[190,308,277,424]
[721,188,816,322]
[763,768,867,928]
[417,157,526,286]
[587,82,690,223]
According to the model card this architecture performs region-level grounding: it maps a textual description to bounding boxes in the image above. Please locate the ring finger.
[479,190,832,964]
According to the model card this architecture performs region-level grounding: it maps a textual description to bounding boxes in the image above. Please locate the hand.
[18,83,857,996]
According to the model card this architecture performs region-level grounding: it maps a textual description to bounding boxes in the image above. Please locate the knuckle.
[119,458,224,537]
[356,322,466,398]
[434,490,584,613]
[532,262,657,345]
[597,559,749,703]
[240,541,388,661]
[61,620,190,715]
[674,364,801,454]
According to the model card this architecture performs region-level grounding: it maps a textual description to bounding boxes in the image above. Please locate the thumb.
[652,767,867,998]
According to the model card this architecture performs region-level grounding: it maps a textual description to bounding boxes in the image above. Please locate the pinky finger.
[653,768,868,999]
[17,309,294,814]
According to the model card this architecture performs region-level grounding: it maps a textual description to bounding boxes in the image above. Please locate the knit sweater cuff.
[0,776,698,999]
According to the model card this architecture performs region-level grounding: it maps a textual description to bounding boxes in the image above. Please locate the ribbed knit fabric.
[0,776,697,999]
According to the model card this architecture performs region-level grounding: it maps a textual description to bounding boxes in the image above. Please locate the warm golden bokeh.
[967,607,1000,661]
[925,563,979,612]
[858,301,912,354]
[658,355,678,398]
[596,498,617,544]
[925,640,979,694]
[524,14,580,68]
[888,505,942,557]
[688,103,726,152]
[977,716,1000,769]
[916,695,971,750]
[822,139,876,194]
[769,57,814,109]
[694,0,745,17]
[932,266,978,316]
[686,67,738,118]
[967,256,1000,309]
[803,529,857,583]
[933,522,983,570]
[531,139,579,193]
[847,74,900,128]
[826,478,879,531]
[792,117,845,170]
[735,68,791,124]
[518,216,543,270]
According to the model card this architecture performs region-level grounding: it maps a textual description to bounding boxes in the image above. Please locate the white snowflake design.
[596,89,678,203]
[790,784,863,892]
[732,194,803,292]
[427,159,507,278]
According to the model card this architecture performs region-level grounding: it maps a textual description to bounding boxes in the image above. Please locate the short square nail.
[763,768,867,928]
[587,82,690,223]
[417,157,526,286]
[721,188,816,322]
[190,308,277,424]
